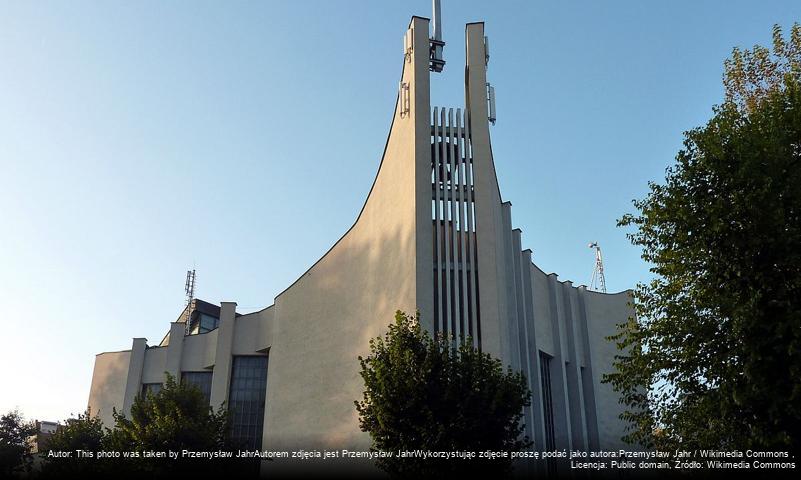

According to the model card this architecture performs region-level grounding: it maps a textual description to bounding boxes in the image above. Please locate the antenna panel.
[487,83,496,125]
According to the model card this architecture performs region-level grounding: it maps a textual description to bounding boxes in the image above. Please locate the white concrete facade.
[88,15,633,467]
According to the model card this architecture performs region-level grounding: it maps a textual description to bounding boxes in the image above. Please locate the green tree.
[606,24,801,452]
[38,377,257,478]
[38,409,105,477]
[0,410,37,477]
[105,373,248,476]
[355,311,531,478]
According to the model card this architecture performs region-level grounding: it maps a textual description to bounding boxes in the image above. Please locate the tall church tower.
[391,15,515,360]
[364,13,635,462]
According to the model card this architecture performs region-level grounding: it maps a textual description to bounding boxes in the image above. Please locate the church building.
[88,5,633,471]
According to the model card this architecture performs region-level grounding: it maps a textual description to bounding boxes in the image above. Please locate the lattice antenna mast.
[429,0,445,72]
[184,269,196,334]
[588,242,607,293]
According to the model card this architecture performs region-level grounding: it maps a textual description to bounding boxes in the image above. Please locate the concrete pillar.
[210,301,237,409]
[122,338,147,415]
[465,22,504,359]
[509,229,535,478]
[563,283,589,450]
[510,228,525,375]
[498,203,518,365]
[410,16,435,331]
[546,275,573,452]
[577,286,601,450]
[164,322,185,383]
[522,252,547,476]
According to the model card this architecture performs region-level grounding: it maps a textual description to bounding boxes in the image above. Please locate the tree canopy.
[355,311,531,478]
[105,373,240,475]
[107,374,230,454]
[39,374,255,478]
[606,23,801,453]
[39,409,104,478]
[0,410,37,477]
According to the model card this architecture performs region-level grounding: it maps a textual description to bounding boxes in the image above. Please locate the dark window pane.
[229,356,268,450]
[199,314,219,333]
[182,371,213,405]
[141,383,162,397]
[539,351,556,476]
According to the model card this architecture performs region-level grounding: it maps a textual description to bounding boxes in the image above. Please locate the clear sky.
[1,0,798,422]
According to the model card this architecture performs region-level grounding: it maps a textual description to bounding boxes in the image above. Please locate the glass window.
[182,371,213,404]
[141,383,162,397]
[539,351,555,451]
[199,314,219,332]
[189,313,219,335]
[228,356,268,450]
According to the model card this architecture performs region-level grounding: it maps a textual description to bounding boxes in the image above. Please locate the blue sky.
[1,1,798,422]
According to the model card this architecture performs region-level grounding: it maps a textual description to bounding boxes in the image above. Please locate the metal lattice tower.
[184,269,196,334]
[588,242,607,293]
[429,0,445,72]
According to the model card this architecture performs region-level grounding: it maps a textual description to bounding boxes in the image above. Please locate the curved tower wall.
[262,16,434,450]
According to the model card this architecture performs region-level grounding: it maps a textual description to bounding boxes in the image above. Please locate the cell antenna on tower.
[588,242,607,293]
[184,269,196,334]
[430,0,445,72]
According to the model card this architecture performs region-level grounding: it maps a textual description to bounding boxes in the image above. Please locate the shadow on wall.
[264,219,417,451]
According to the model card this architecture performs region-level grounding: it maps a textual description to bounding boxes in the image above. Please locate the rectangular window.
[229,356,268,450]
[199,313,219,332]
[141,383,162,397]
[182,371,213,405]
[539,351,556,451]
[539,351,556,475]
[189,313,219,335]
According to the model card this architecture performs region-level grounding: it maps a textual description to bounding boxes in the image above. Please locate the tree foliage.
[39,374,255,478]
[724,24,801,113]
[355,311,531,478]
[105,373,239,475]
[0,410,37,477]
[606,24,801,452]
[39,409,104,477]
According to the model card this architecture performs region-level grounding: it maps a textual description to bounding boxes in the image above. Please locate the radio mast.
[184,269,196,334]
[588,242,607,293]
[430,0,445,72]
